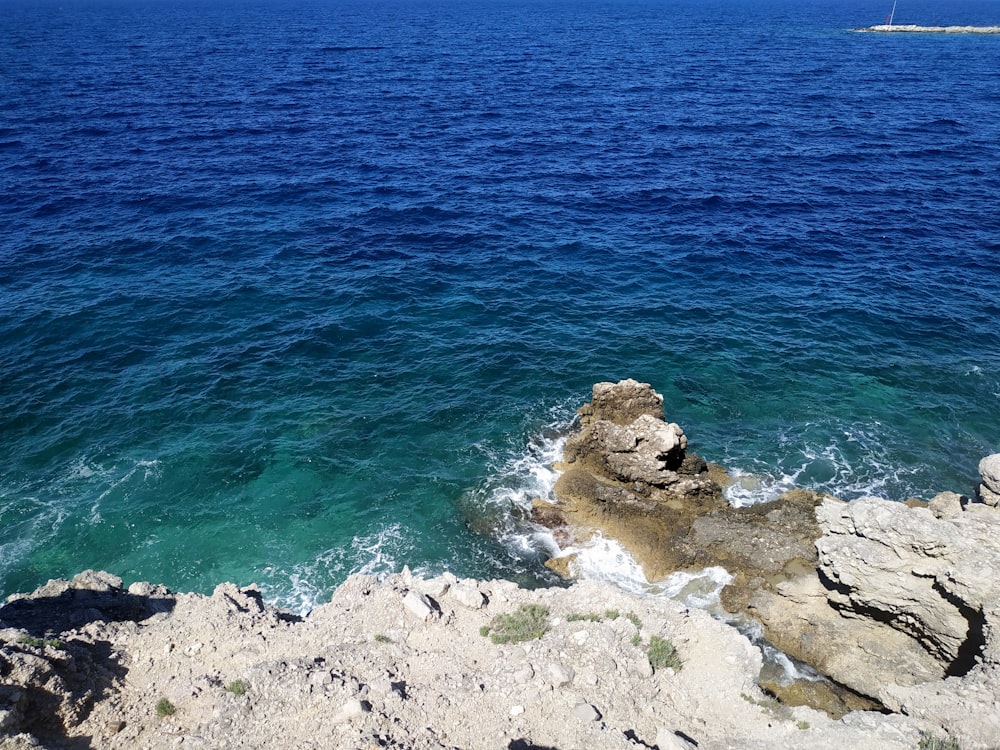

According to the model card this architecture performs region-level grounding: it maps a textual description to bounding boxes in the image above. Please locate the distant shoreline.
[856,24,1000,33]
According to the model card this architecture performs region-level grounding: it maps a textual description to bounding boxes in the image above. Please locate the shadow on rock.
[508,740,559,750]
[0,570,175,636]
[0,570,174,748]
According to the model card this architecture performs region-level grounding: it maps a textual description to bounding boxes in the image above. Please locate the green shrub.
[647,634,682,672]
[604,609,620,620]
[374,634,393,643]
[225,679,248,696]
[626,612,642,630]
[16,636,65,650]
[480,604,550,644]
[918,734,961,750]
[155,698,176,718]
[566,612,602,623]
[740,692,779,710]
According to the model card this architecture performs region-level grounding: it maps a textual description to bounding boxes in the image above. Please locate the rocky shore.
[535,380,1000,748]
[2,380,998,749]
[0,569,921,750]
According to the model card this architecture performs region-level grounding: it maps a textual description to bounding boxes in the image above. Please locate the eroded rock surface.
[0,570,923,750]
[546,379,727,580]
[977,453,1000,506]
[545,381,826,602]
[750,496,1000,747]
[541,380,1000,748]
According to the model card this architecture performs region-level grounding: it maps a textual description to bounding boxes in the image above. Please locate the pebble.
[332,699,370,724]
[548,662,575,687]
[403,591,434,621]
[573,702,601,722]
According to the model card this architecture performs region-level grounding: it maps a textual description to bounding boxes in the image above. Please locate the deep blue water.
[2,0,999,611]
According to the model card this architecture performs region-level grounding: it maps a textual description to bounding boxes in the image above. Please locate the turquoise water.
[2,0,999,611]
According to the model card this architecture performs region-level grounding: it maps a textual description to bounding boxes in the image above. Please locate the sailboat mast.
[889,0,897,27]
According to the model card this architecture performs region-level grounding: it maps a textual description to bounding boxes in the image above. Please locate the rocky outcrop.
[540,380,1000,748]
[748,495,1000,748]
[544,381,830,610]
[977,453,1000,506]
[545,379,727,580]
[0,570,924,750]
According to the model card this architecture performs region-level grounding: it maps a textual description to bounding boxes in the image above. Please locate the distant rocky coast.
[856,25,1000,33]
[2,380,999,749]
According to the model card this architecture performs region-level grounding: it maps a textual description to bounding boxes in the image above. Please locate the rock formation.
[977,453,1000,506]
[0,569,924,750]
[544,381,834,617]
[545,379,727,580]
[2,381,995,749]
[541,379,1000,748]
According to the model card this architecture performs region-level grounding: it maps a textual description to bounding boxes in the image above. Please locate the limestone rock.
[71,570,123,592]
[551,380,725,580]
[816,497,994,669]
[748,574,943,700]
[449,581,486,610]
[403,590,435,621]
[977,453,1000,506]
[572,702,601,721]
[1,570,928,750]
[548,662,575,687]
[748,493,1000,717]
[579,378,665,426]
[655,727,698,750]
[928,491,965,519]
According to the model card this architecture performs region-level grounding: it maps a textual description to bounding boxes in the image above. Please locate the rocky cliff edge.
[2,568,921,750]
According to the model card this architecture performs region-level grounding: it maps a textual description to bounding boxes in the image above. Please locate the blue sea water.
[2,0,999,611]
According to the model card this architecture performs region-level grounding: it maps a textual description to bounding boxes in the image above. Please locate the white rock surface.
[977,453,1000,506]
[0,571,928,750]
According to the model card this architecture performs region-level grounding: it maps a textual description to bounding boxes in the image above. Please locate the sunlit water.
[2,0,998,612]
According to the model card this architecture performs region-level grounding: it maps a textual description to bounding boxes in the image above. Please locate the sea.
[2,0,999,615]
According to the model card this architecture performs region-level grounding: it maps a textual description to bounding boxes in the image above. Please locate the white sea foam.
[557,535,652,596]
[88,458,162,523]
[348,523,410,579]
[263,523,413,616]
[722,418,929,506]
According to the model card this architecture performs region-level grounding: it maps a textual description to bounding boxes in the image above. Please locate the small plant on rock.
[740,692,779,710]
[647,634,682,672]
[480,604,550,644]
[919,733,961,750]
[626,612,642,630]
[16,635,66,650]
[374,634,393,643]
[225,679,248,696]
[155,698,176,718]
[566,612,602,623]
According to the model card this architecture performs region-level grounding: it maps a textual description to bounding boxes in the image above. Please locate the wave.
[261,523,414,616]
